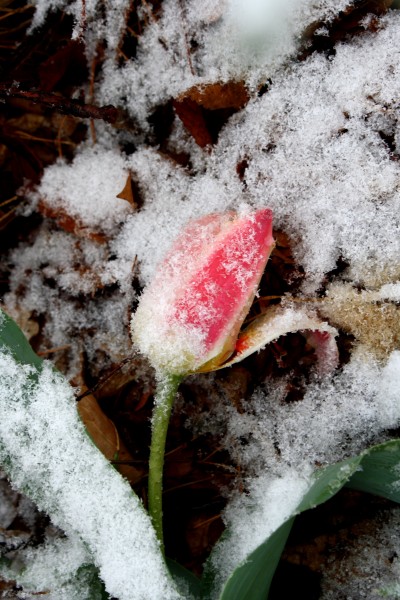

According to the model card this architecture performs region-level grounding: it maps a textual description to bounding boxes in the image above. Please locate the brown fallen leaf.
[38,199,107,243]
[38,39,87,92]
[319,282,400,359]
[174,80,249,148]
[173,98,213,148]
[116,172,138,208]
[177,81,249,111]
[77,388,144,484]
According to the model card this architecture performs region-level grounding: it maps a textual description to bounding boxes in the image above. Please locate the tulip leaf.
[346,438,400,502]
[209,439,400,600]
[166,558,202,598]
[0,309,43,369]
[0,309,176,600]
[217,306,338,376]
[217,518,294,600]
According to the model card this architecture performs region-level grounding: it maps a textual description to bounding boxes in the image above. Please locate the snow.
[35,146,133,237]
[98,0,351,125]
[2,0,400,597]
[213,12,400,292]
[30,0,131,51]
[244,351,400,471]
[0,533,97,600]
[0,350,180,600]
[4,222,134,377]
[320,507,400,599]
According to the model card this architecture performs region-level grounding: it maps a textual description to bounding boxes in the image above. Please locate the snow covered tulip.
[130,208,338,553]
[130,208,274,550]
[131,208,275,376]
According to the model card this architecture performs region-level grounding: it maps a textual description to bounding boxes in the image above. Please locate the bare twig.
[0,83,137,131]
[75,355,136,402]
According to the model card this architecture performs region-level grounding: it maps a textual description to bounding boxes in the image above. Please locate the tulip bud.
[131,209,275,376]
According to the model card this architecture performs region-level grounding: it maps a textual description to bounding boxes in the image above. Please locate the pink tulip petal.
[304,330,339,376]
[174,209,274,365]
[215,306,338,375]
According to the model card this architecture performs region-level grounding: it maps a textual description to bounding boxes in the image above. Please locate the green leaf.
[166,558,202,599]
[209,440,400,600]
[75,564,110,600]
[297,455,363,511]
[346,438,400,502]
[218,518,294,600]
[0,310,43,369]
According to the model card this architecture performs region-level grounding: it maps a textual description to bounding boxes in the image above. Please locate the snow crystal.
[0,534,96,600]
[31,0,131,52]
[185,350,400,593]
[98,0,351,122]
[0,351,180,600]
[113,148,241,284]
[4,223,134,377]
[35,146,133,237]
[194,350,400,478]
[377,282,400,302]
[98,12,400,295]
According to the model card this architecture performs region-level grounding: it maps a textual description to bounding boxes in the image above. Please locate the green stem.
[148,373,183,554]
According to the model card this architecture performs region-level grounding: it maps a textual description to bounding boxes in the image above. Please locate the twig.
[75,355,136,402]
[0,84,136,130]
[37,344,71,356]
[0,195,18,208]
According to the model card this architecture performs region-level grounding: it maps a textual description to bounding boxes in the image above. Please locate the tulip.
[131,209,275,376]
[130,208,338,552]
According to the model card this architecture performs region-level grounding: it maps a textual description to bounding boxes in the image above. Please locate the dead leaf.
[78,389,144,484]
[38,39,88,92]
[177,81,249,111]
[173,98,213,148]
[116,173,137,208]
[319,283,400,359]
[38,199,107,243]
[173,81,249,148]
